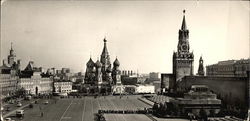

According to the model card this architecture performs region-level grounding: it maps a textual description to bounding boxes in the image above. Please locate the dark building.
[206,59,250,77]
[197,56,205,76]
[172,10,194,82]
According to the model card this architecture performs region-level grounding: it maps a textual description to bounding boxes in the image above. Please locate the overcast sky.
[1,1,249,73]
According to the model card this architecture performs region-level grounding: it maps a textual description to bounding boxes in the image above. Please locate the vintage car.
[16,110,24,117]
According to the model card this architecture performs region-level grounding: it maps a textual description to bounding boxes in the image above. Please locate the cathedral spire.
[102,37,109,55]
[181,10,187,30]
[11,42,13,50]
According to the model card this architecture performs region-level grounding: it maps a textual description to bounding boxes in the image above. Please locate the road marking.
[97,98,101,110]
[91,99,93,115]
[59,100,73,121]
[81,97,86,121]
[110,99,126,121]
[61,117,71,119]
[107,99,118,121]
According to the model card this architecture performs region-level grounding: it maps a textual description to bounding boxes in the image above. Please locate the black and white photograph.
[0,0,249,121]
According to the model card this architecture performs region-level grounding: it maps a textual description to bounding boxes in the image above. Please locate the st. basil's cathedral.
[84,38,122,94]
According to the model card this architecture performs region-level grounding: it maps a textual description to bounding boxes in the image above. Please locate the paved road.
[3,98,36,118]
[4,96,154,121]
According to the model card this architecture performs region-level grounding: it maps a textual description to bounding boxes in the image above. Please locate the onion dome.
[87,58,95,67]
[106,66,112,73]
[95,60,102,68]
[113,58,120,66]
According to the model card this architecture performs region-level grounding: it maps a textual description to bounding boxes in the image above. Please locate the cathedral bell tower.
[173,10,194,82]
[100,38,112,84]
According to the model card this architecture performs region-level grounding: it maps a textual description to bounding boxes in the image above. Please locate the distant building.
[135,84,155,94]
[0,43,20,97]
[121,70,136,77]
[53,81,72,93]
[18,61,53,95]
[171,85,221,116]
[149,72,160,79]
[153,81,161,94]
[119,85,155,94]
[121,76,146,85]
[0,65,18,97]
[206,59,250,77]
[172,10,194,82]
[161,74,175,92]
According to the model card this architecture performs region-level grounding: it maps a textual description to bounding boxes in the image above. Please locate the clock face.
[181,44,188,51]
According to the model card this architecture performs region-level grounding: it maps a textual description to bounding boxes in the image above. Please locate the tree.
[16,87,27,96]
[199,109,208,121]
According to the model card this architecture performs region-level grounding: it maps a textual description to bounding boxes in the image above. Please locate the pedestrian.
[41,112,44,117]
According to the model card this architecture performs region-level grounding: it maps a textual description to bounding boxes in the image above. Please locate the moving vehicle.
[16,110,24,117]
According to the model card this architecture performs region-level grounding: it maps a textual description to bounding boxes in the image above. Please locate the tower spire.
[104,36,107,43]
[181,9,187,30]
[101,37,109,56]
[11,42,13,50]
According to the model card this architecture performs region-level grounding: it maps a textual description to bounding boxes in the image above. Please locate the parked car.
[9,100,14,104]
[44,100,49,105]
[24,95,32,100]
[5,118,12,121]
[6,106,10,111]
[17,102,22,107]
[16,110,24,117]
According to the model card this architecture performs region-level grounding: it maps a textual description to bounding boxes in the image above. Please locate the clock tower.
[173,10,194,82]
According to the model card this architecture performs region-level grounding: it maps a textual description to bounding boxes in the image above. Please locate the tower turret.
[173,10,194,82]
[95,59,102,84]
[112,58,121,85]
[8,42,16,67]
[84,57,96,84]
[197,56,205,76]
[178,10,190,53]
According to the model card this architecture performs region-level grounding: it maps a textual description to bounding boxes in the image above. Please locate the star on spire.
[181,9,187,30]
